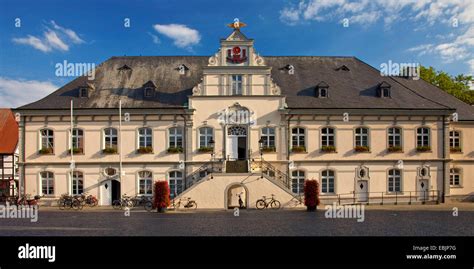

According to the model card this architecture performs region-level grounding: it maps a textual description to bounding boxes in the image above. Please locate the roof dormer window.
[335,65,350,71]
[378,81,391,98]
[176,64,189,75]
[143,81,156,98]
[315,81,329,98]
[79,88,89,98]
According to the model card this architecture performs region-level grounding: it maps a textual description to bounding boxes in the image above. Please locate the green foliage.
[420,66,473,105]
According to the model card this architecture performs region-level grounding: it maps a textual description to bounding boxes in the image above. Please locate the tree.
[420,66,474,105]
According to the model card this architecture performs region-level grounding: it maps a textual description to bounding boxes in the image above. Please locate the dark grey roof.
[18,55,474,120]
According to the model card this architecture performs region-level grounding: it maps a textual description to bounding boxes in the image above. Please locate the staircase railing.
[250,159,291,190]
[185,159,224,190]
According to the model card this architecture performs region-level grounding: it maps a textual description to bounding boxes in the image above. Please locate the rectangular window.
[291,128,305,147]
[261,127,275,148]
[139,171,153,195]
[449,131,460,150]
[199,127,213,148]
[231,75,243,95]
[72,171,84,195]
[104,128,118,149]
[321,127,335,146]
[450,169,461,186]
[169,171,183,198]
[355,128,369,147]
[291,170,305,194]
[41,172,54,195]
[388,127,401,147]
[388,169,401,192]
[40,129,54,150]
[417,128,430,147]
[169,127,183,148]
[71,129,84,151]
[139,128,152,148]
[321,170,335,193]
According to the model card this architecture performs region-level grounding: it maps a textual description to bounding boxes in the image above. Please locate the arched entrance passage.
[100,179,121,206]
[225,183,249,209]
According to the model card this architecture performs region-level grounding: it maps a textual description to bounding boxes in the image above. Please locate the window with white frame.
[138,171,153,195]
[40,129,54,150]
[71,128,84,152]
[450,168,461,187]
[321,127,335,146]
[449,131,461,150]
[261,127,275,148]
[355,127,369,147]
[416,127,430,147]
[291,170,305,194]
[169,171,183,198]
[388,169,402,192]
[321,170,335,193]
[104,128,118,149]
[231,75,243,95]
[72,171,84,195]
[387,127,402,147]
[41,171,54,195]
[199,127,213,148]
[291,127,305,148]
[168,127,183,148]
[138,127,152,148]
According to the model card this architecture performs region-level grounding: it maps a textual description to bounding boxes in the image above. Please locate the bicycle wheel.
[144,201,153,212]
[72,200,82,210]
[58,199,65,210]
[64,199,73,210]
[188,201,197,209]
[270,200,281,209]
[256,199,266,209]
[90,198,98,207]
[112,200,121,210]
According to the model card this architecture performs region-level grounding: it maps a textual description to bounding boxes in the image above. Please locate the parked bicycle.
[58,194,82,210]
[78,193,98,207]
[172,197,197,210]
[113,194,134,209]
[10,194,42,207]
[256,194,281,209]
[131,195,152,207]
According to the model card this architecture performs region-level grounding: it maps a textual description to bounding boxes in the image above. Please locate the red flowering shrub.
[304,179,320,208]
[153,181,170,209]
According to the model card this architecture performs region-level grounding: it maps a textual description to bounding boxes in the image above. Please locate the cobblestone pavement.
[0,203,473,236]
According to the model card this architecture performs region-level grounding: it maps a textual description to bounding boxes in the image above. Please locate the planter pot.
[306,206,317,212]
[157,207,167,213]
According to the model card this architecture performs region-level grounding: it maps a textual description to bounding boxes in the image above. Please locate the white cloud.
[0,77,58,108]
[12,21,84,53]
[467,58,474,75]
[51,20,84,44]
[12,35,51,52]
[147,32,161,44]
[152,24,200,48]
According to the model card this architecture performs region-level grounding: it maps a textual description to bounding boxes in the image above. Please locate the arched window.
[416,127,430,147]
[387,127,402,148]
[388,169,402,193]
[449,131,461,152]
[104,128,118,150]
[291,127,305,148]
[40,129,54,153]
[138,171,153,195]
[138,127,152,148]
[355,127,369,147]
[169,171,183,198]
[321,127,335,147]
[72,171,84,195]
[71,128,84,153]
[449,168,461,186]
[321,170,335,193]
[291,170,305,194]
[41,171,54,195]
[168,127,183,148]
[199,127,213,148]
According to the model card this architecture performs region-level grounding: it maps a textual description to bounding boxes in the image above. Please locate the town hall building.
[14,22,474,208]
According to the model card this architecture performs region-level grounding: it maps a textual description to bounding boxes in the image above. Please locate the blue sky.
[1,0,473,107]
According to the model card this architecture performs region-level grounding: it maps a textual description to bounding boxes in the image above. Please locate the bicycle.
[256,194,281,209]
[113,194,134,209]
[58,194,82,210]
[173,197,197,210]
[78,193,98,207]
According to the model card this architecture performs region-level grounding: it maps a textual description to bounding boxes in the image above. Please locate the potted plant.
[153,181,170,213]
[68,147,83,154]
[38,147,53,154]
[416,146,431,152]
[354,146,370,152]
[103,147,117,154]
[197,146,213,153]
[291,146,306,153]
[321,145,336,153]
[167,147,183,154]
[137,146,153,154]
[261,146,276,153]
[387,146,402,153]
[304,179,320,211]
[450,146,462,153]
